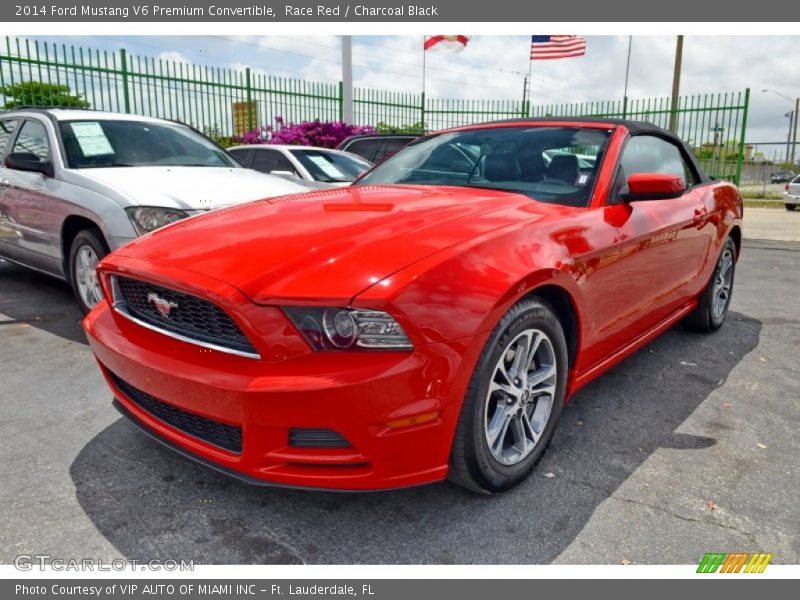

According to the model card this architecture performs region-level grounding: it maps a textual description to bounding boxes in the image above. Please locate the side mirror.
[5,152,55,178]
[621,173,685,202]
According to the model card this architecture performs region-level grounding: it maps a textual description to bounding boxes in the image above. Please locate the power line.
[207,35,572,100]
[287,34,591,102]
[268,34,526,84]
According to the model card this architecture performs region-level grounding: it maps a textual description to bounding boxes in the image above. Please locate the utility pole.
[793,97,799,164]
[669,35,683,133]
[762,88,799,166]
[623,35,632,118]
[341,35,353,124]
[522,74,529,106]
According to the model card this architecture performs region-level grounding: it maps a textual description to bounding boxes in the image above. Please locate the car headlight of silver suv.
[284,307,413,351]
[125,206,190,235]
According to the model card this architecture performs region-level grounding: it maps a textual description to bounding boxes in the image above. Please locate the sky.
[10,34,800,158]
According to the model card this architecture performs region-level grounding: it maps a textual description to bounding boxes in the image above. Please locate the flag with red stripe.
[530,35,587,60]
[424,35,470,52]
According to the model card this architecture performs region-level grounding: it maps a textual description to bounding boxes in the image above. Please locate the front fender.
[353,222,583,346]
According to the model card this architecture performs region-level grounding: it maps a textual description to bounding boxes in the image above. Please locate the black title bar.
[2,0,795,22]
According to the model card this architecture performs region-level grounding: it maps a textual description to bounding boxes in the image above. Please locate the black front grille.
[114,276,258,357]
[109,371,243,453]
[289,428,351,448]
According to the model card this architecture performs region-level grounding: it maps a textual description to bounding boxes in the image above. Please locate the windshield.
[289,148,373,183]
[356,125,612,207]
[59,119,238,169]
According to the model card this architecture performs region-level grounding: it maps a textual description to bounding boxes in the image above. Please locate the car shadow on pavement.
[0,259,86,344]
[69,312,761,564]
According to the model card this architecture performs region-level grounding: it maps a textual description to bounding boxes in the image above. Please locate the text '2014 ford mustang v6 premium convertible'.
[83,118,743,493]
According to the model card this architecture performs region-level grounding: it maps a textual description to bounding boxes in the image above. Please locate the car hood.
[71,166,310,210]
[113,185,545,303]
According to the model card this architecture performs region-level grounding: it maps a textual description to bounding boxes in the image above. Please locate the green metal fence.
[0,36,526,137]
[0,37,751,184]
[533,90,751,184]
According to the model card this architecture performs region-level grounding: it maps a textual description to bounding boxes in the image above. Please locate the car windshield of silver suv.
[58,119,237,169]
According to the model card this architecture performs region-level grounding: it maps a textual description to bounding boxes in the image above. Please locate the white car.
[0,108,310,313]
[784,174,800,211]
[228,144,373,189]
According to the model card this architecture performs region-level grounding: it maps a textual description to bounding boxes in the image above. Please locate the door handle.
[0,179,10,187]
[693,207,707,225]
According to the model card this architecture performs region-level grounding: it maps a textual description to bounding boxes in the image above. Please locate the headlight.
[284,307,412,351]
[125,206,190,235]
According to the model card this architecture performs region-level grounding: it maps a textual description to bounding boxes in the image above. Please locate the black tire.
[786,203,797,211]
[448,296,568,494]
[68,228,109,315]
[683,237,737,333]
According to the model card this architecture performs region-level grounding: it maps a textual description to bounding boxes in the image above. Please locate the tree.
[2,81,89,109]
[375,121,425,135]
[202,124,235,148]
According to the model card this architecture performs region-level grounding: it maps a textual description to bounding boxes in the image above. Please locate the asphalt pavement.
[0,208,798,565]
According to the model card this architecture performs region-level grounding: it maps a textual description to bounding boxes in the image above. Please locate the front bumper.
[84,299,467,491]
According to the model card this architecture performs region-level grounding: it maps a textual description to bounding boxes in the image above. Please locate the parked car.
[335,133,418,164]
[770,170,796,184]
[0,108,309,313]
[84,117,743,493]
[228,144,373,189]
[784,174,800,210]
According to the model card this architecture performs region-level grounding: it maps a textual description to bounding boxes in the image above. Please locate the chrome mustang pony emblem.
[147,292,178,318]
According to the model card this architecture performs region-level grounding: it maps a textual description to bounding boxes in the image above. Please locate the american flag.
[530,35,587,60]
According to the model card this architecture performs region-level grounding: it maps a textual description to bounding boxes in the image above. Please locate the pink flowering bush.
[233,117,377,148]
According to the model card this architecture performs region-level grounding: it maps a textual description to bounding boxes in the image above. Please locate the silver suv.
[0,108,308,313]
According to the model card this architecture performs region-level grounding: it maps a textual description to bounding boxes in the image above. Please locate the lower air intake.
[109,370,243,453]
[288,428,351,448]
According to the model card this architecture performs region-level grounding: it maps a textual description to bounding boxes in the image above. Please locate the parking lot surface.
[739,183,790,196]
[743,207,800,242]
[1,208,798,565]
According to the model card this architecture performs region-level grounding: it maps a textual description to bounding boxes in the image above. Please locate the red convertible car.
[83,118,743,493]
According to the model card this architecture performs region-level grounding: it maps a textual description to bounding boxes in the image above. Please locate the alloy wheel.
[74,244,103,309]
[484,328,557,466]
[712,247,734,320]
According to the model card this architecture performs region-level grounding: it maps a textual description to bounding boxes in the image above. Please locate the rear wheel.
[448,296,568,494]
[68,228,109,315]
[786,203,797,211]
[684,237,736,333]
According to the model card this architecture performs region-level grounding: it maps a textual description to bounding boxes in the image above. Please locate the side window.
[371,140,391,163]
[0,119,19,163]
[346,139,380,162]
[252,149,297,175]
[10,119,51,163]
[383,137,412,159]
[228,148,252,166]
[619,135,697,188]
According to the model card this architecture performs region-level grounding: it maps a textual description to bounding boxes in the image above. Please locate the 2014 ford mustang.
[83,118,743,493]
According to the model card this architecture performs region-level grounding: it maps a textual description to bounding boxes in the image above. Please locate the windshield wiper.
[87,163,138,168]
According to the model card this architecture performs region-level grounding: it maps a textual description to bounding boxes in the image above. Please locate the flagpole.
[527,47,533,117]
[623,35,632,117]
[422,36,427,131]
[422,37,427,97]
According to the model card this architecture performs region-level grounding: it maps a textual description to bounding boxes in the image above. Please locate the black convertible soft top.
[475,116,711,184]
[484,115,673,135]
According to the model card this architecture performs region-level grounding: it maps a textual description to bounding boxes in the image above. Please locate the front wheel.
[448,297,568,494]
[683,237,737,332]
[69,228,109,315]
